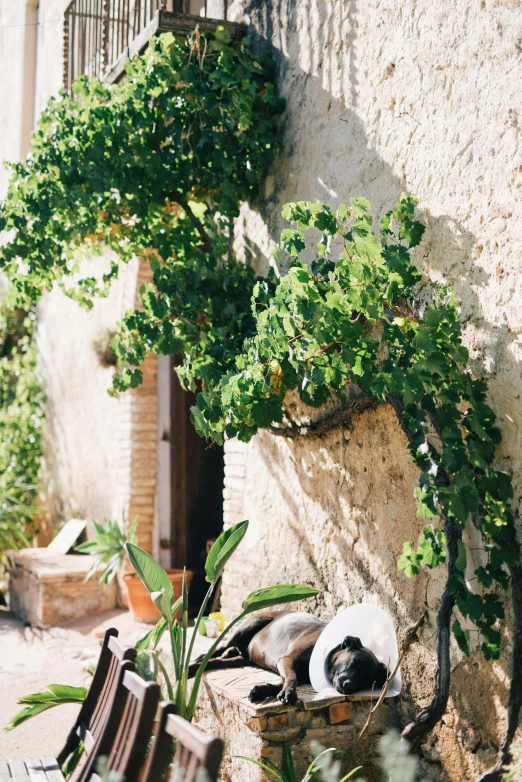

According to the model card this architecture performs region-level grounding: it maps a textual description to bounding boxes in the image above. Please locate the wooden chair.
[83,670,160,782]
[58,628,137,765]
[143,702,224,782]
[1,670,160,782]
[0,628,136,782]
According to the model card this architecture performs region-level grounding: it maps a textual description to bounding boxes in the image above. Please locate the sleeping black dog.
[189,610,388,705]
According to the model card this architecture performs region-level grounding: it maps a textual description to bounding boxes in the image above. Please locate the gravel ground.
[0,607,153,756]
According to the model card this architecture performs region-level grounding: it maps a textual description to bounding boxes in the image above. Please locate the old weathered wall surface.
[222,1,522,780]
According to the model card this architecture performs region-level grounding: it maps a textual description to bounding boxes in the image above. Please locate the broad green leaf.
[455,540,467,572]
[452,619,470,656]
[205,520,249,584]
[46,684,87,700]
[242,584,319,613]
[6,702,58,730]
[151,589,172,623]
[62,743,85,777]
[126,543,173,603]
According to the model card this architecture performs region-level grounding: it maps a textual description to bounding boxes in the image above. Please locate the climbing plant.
[0,299,44,558]
[0,23,519,777]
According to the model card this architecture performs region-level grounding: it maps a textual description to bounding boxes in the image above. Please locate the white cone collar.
[309,603,401,697]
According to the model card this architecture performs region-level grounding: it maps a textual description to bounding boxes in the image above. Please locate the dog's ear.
[374,662,389,687]
[342,636,363,651]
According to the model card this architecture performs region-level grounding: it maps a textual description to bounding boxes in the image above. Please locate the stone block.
[329,702,353,724]
[268,713,289,730]
[7,549,117,628]
[261,727,302,743]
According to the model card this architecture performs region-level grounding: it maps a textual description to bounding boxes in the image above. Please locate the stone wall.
[221,1,522,779]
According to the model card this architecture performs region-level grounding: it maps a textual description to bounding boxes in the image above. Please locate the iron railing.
[63,1,230,91]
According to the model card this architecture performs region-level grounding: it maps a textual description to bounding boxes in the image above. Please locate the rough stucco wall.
[37,258,139,530]
[221,1,522,779]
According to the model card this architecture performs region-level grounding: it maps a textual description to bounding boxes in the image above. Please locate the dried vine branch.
[354,610,427,752]
[268,391,378,438]
[477,551,522,782]
[401,515,460,747]
[386,394,463,747]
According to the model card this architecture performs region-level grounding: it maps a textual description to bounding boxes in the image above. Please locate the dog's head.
[325,635,388,695]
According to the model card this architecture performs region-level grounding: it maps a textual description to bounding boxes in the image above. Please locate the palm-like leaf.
[75,515,138,584]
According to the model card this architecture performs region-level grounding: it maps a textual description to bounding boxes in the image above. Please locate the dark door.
[170,363,224,610]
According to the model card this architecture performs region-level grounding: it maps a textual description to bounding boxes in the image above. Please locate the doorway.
[156,356,224,610]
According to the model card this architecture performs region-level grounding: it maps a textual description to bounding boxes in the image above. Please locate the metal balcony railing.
[63,0,238,91]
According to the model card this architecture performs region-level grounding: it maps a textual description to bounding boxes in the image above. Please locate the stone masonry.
[193,665,399,782]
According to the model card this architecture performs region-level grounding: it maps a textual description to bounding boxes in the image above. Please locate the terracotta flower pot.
[123,569,193,624]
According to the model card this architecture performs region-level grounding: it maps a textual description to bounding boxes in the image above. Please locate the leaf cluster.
[75,515,138,583]
[0,27,283,310]
[187,194,516,660]
[0,300,44,559]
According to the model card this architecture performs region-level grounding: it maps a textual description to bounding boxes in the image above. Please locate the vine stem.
[354,610,427,752]
[168,193,213,254]
[268,391,378,438]
[387,393,463,748]
[476,550,522,782]
[401,514,460,748]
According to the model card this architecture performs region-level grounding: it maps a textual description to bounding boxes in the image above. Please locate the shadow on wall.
[230,0,522,779]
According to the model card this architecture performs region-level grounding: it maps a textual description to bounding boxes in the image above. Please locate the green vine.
[0,24,520,772]
[0,299,44,558]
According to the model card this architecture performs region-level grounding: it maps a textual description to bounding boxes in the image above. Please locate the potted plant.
[123,565,193,624]
[127,519,319,719]
[76,515,194,622]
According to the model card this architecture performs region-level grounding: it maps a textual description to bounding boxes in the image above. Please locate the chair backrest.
[57,628,137,767]
[80,670,160,782]
[142,703,224,782]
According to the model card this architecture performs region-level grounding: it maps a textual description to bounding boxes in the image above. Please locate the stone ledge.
[192,664,400,781]
[7,550,117,627]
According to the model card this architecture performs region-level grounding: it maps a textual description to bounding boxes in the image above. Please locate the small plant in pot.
[75,515,137,609]
[123,564,194,624]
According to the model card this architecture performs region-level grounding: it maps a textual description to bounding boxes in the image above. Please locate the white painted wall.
[0,0,138,531]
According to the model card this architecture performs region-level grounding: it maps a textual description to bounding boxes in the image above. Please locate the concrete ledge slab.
[7,550,117,628]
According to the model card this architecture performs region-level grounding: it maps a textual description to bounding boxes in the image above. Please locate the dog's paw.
[248,683,279,703]
[277,687,297,705]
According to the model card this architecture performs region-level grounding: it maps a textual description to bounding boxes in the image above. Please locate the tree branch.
[169,193,213,254]
[268,392,378,438]
[387,393,462,749]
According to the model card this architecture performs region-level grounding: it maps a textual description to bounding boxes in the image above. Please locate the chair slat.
[24,758,47,782]
[0,760,11,782]
[56,627,136,768]
[6,760,29,782]
[38,758,63,782]
[142,706,223,782]
[105,674,159,782]
[108,634,137,663]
